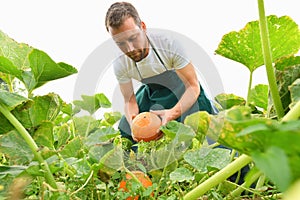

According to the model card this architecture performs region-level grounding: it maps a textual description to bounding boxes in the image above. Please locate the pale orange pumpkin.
[131,112,162,142]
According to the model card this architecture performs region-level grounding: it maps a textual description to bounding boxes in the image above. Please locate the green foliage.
[215,15,300,72]
[1,6,300,200]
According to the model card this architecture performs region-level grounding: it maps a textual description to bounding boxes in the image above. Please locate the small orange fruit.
[119,171,153,200]
[131,112,162,142]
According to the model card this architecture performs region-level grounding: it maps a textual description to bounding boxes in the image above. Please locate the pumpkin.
[119,171,153,200]
[131,112,162,142]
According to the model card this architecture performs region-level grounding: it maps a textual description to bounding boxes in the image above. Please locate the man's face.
[109,17,148,62]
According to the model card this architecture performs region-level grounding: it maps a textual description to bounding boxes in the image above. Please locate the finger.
[131,113,137,120]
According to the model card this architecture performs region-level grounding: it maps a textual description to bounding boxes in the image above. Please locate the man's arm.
[152,62,200,124]
[119,81,139,124]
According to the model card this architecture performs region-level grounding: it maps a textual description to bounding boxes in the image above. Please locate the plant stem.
[0,103,58,189]
[281,100,300,122]
[226,170,262,199]
[183,154,252,200]
[257,0,284,119]
[246,71,253,106]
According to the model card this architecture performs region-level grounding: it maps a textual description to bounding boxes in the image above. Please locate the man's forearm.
[170,84,200,119]
[124,96,139,124]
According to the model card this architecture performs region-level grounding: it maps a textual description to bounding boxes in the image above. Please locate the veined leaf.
[0,130,33,165]
[0,56,22,80]
[11,93,62,128]
[184,148,231,173]
[184,111,211,143]
[289,78,300,109]
[252,146,292,192]
[0,90,27,110]
[248,84,269,111]
[59,137,83,159]
[170,167,194,182]
[275,63,300,114]
[33,121,54,150]
[73,116,101,137]
[215,15,300,72]
[98,144,124,175]
[85,126,119,147]
[275,55,300,71]
[0,30,32,71]
[215,93,246,110]
[73,93,111,115]
[28,49,77,90]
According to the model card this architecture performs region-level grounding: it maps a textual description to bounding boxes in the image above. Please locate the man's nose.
[124,41,135,52]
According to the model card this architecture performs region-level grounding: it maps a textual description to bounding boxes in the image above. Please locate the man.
[105,2,214,141]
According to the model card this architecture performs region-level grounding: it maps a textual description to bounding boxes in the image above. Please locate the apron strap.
[134,35,168,80]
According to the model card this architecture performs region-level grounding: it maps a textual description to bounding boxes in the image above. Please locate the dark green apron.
[118,39,213,140]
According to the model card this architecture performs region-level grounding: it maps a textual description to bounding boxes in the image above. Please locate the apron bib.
[118,38,213,140]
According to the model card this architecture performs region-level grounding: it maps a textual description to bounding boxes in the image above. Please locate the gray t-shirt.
[113,31,190,84]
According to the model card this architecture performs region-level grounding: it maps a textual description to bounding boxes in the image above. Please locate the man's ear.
[141,21,147,31]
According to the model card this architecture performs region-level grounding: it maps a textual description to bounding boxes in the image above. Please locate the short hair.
[105,2,142,32]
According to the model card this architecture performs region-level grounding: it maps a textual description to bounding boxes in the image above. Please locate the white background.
[1,0,300,106]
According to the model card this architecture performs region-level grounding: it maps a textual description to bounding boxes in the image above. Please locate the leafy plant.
[1,0,300,199]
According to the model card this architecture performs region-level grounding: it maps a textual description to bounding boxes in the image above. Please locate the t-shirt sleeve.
[170,39,190,70]
[113,58,131,84]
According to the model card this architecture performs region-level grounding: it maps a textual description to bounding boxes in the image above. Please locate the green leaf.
[275,55,300,71]
[102,111,122,126]
[55,124,71,149]
[0,30,32,71]
[0,56,22,80]
[275,64,300,114]
[170,167,194,182]
[289,78,300,109]
[28,49,77,90]
[73,116,101,137]
[252,146,291,192]
[215,15,300,72]
[88,143,114,164]
[11,93,62,128]
[0,130,33,164]
[96,93,112,108]
[0,90,27,110]
[59,137,83,159]
[184,111,211,143]
[0,165,27,176]
[248,84,269,111]
[98,144,124,175]
[33,122,54,149]
[184,148,231,173]
[73,93,111,115]
[215,93,246,110]
[160,120,195,142]
[85,127,119,147]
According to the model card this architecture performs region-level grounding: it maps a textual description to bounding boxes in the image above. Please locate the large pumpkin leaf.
[0,90,27,110]
[184,111,211,143]
[0,130,33,165]
[0,30,77,92]
[11,93,62,128]
[190,106,300,192]
[0,30,32,71]
[184,148,231,173]
[215,15,300,72]
[28,49,77,90]
[215,93,246,110]
[252,146,292,192]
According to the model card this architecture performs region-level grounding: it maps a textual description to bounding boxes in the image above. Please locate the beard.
[126,48,149,62]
